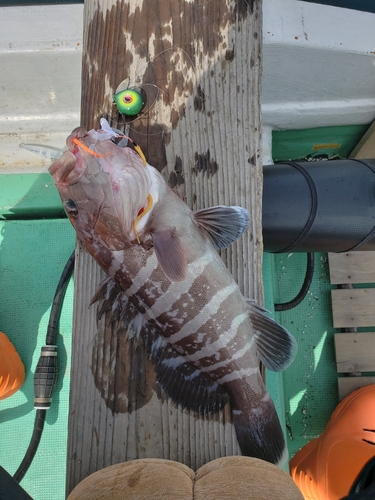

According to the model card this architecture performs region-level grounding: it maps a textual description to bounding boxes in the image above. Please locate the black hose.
[46,251,75,346]
[274,253,315,311]
[13,250,75,483]
[12,410,46,483]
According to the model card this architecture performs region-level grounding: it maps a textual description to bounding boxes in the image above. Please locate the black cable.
[46,250,75,346]
[12,410,46,484]
[13,250,75,483]
[274,253,315,311]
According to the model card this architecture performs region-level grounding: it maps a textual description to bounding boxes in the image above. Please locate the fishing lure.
[113,87,145,116]
[19,119,146,166]
[108,46,195,137]
[19,143,65,160]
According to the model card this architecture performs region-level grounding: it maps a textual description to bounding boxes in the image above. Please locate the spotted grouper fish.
[49,120,297,465]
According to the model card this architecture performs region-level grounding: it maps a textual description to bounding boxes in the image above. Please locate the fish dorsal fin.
[151,229,187,282]
[247,299,298,372]
[193,205,250,249]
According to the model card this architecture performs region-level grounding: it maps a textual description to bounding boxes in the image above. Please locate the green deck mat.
[265,122,371,459]
[0,163,343,496]
[0,219,75,500]
[264,252,338,459]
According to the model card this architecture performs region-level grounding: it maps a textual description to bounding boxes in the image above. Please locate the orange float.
[290,385,375,499]
[0,331,26,399]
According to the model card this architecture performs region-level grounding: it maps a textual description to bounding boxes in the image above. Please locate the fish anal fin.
[90,275,119,308]
[153,344,230,414]
[151,229,187,282]
[193,205,249,249]
[91,276,229,413]
[247,299,298,372]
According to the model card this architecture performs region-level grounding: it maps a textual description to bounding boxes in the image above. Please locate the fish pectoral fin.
[151,229,187,282]
[193,205,250,249]
[247,299,298,372]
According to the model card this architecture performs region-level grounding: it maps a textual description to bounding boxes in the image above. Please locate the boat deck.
[0,216,74,499]
[0,220,340,498]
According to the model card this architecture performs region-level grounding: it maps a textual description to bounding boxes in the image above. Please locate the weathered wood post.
[67,0,263,494]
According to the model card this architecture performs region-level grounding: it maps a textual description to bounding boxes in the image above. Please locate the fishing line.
[109,46,196,137]
[110,42,243,147]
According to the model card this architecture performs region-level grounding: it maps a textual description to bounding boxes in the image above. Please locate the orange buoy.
[290,385,375,499]
[0,331,26,399]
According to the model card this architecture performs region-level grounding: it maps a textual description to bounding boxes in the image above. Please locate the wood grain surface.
[67,0,263,493]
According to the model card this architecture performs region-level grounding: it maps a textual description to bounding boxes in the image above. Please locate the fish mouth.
[49,127,90,185]
[48,150,82,185]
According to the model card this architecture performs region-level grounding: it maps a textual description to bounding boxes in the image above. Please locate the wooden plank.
[338,377,375,401]
[331,288,375,328]
[350,120,375,159]
[335,332,375,373]
[67,244,239,492]
[67,0,263,494]
[328,252,375,284]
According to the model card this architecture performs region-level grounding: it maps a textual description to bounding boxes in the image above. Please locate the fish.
[49,120,297,465]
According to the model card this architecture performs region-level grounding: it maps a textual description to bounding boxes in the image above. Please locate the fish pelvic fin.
[247,299,298,372]
[193,205,249,249]
[232,395,288,466]
[151,229,187,282]
[91,276,145,339]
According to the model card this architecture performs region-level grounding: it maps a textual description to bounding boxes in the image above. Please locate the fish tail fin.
[232,396,288,466]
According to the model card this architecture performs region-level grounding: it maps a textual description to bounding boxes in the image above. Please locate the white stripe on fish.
[126,253,159,296]
[167,283,238,344]
[216,366,259,384]
[183,312,249,363]
[149,251,212,318]
[199,341,255,374]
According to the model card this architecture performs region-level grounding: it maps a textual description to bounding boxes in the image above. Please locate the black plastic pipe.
[263,158,375,253]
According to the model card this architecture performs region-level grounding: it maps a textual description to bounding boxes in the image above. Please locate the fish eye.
[64,199,78,217]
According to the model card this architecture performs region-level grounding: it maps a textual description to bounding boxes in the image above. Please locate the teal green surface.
[263,256,289,472]
[265,123,370,459]
[264,253,338,458]
[0,174,65,219]
[0,219,75,499]
[272,124,369,162]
